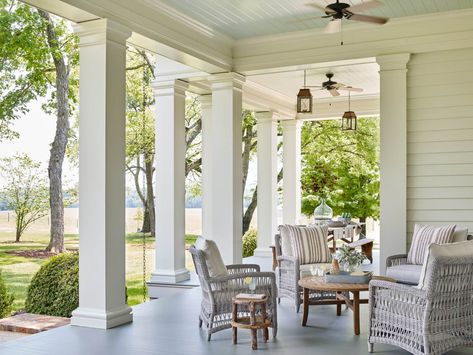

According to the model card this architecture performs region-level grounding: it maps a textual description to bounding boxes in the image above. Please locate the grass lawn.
[0,232,198,313]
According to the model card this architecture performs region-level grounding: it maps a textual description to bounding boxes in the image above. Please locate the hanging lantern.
[341,110,357,131]
[297,88,313,113]
[297,70,313,113]
[341,90,357,131]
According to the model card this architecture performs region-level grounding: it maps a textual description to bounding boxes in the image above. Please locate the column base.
[253,247,273,258]
[71,305,133,329]
[150,268,190,284]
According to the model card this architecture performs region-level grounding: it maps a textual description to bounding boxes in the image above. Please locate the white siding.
[407,48,473,242]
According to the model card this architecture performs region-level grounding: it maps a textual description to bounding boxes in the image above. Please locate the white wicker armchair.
[189,245,278,341]
[369,240,473,355]
[275,233,335,313]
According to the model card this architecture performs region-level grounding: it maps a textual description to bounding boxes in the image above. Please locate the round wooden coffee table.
[298,276,395,335]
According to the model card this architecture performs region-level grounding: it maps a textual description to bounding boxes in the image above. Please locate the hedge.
[0,270,14,318]
[25,253,78,317]
[242,228,257,258]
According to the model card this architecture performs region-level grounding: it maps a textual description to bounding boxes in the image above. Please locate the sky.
[0,100,77,185]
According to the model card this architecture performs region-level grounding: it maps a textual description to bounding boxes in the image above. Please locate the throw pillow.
[285,225,331,264]
[194,237,228,278]
[417,240,473,290]
[278,225,293,256]
[407,224,456,265]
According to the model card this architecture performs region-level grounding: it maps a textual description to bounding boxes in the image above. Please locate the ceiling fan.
[304,0,389,33]
[306,73,363,97]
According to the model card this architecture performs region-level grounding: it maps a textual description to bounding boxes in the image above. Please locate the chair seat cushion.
[386,264,423,285]
[300,263,332,279]
[194,237,228,278]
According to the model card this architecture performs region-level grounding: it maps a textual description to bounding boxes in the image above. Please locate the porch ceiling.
[155,0,473,40]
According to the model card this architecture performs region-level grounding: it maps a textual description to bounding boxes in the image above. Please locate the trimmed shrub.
[242,228,257,258]
[25,253,78,317]
[0,270,14,318]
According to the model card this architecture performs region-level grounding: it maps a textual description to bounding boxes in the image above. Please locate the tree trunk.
[39,10,69,253]
[359,216,367,237]
[15,229,21,243]
[141,207,150,233]
[145,156,155,238]
[243,187,257,235]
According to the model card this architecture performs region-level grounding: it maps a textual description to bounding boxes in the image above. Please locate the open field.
[0,208,379,314]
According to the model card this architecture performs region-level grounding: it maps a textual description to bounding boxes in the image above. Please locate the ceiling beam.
[233,9,473,73]
[22,0,233,73]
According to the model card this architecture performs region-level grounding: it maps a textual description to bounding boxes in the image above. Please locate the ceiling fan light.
[341,110,357,131]
[297,88,313,113]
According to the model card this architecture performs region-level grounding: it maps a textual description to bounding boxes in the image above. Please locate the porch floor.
[0,253,471,355]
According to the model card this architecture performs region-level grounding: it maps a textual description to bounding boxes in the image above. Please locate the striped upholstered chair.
[275,224,335,312]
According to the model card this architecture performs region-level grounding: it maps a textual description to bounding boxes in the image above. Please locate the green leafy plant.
[337,245,366,271]
[242,228,257,258]
[25,253,78,317]
[0,270,14,318]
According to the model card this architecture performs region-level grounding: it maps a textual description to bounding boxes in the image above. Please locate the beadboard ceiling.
[155,0,473,39]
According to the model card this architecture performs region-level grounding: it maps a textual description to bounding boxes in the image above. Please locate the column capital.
[208,72,246,91]
[281,119,302,129]
[73,19,131,47]
[198,94,212,109]
[376,53,410,71]
[255,111,279,123]
[151,79,188,97]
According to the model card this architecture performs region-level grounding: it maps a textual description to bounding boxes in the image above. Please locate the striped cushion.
[407,224,456,265]
[284,225,331,264]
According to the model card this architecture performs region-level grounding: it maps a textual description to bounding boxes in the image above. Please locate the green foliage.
[0,154,49,241]
[0,1,78,141]
[336,244,366,269]
[25,253,78,317]
[301,118,380,219]
[242,228,257,258]
[0,270,14,318]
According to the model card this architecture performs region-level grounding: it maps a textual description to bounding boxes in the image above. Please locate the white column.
[150,79,190,283]
[199,95,213,240]
[71,19,132,329]
[376,53,410,274]
[281,120,302,225]
[254,111,279,256]
[207,73,245,264]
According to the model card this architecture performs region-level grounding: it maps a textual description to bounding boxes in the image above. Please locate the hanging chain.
[141,62,147,303]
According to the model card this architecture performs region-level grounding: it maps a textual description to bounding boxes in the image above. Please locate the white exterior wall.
[407,48,473,244]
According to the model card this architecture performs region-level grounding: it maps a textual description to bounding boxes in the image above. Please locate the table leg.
[249,302,257,350]
[261,302,269,342]
[353,291,360,335]
[232,303,237,344]
[336,292,341,316]
[302,288,309,326]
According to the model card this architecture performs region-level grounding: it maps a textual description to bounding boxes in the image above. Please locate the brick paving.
[0,313,70,334]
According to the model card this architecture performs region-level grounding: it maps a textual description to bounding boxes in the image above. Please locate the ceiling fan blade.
[345,12,389,24]
[324,19,341,34]
[329,89,340,97]
[305,85,324,88]
[348,0,383,13]
[304,2,335,13]
[339,86,364,92]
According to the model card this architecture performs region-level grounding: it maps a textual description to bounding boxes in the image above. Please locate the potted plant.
[336,245,366,273]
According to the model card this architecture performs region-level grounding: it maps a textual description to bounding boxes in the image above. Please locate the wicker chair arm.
[226,264,260,274]
[386,254,409,268]
[208,271,276,285]
[370,279,426,300]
